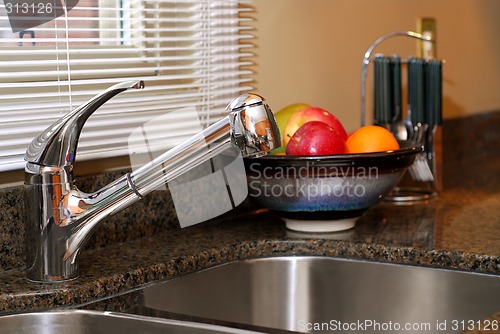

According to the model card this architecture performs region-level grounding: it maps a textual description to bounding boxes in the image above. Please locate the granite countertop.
[0,154,498,314]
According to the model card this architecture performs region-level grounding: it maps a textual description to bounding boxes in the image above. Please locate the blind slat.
[0,84,254,127]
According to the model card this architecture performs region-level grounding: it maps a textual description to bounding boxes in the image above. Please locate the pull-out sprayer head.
[227,93,280,158]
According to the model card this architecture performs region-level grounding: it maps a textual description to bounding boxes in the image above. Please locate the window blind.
[0,0,254,172]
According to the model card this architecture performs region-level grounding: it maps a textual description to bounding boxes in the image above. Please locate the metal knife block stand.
[360,31,443,202]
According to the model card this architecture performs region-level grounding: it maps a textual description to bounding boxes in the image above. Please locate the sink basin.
[128,256,500,333]
[0,310,263,334]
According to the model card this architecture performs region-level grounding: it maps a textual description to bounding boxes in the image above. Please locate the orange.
[346,125,400,153]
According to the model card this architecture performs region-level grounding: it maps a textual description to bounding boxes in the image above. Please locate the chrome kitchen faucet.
[24,81,280,283]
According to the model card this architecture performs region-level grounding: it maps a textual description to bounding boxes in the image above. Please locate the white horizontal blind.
[0,0,254,172]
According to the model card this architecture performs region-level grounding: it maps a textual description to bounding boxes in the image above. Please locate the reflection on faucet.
[24,81,280,283]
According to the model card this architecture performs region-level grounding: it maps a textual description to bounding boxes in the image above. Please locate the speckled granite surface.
[0,172,179,272]
[0,112,498,315]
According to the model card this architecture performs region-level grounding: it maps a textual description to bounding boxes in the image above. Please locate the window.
[0,0,254,173]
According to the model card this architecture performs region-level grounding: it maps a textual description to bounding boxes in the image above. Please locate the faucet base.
[27,274,79,284]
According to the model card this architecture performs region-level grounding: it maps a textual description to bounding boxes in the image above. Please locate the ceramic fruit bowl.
[243,140,421,232]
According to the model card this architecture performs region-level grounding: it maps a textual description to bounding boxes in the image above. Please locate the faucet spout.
[24,82,279,283]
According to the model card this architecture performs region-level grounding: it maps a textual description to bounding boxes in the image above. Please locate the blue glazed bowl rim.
[246,140,422,168]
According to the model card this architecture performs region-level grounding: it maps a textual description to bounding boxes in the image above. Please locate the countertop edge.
[1,236,498,314]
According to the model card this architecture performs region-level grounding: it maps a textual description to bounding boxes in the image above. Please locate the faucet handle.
[227,93,281,157]
[25,81,145,168]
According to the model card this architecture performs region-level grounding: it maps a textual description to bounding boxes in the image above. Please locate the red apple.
[283,106,348,147]
[286,121,347,156]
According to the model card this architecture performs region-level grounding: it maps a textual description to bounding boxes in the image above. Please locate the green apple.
[270,103,309,154]
[283,106,348,147]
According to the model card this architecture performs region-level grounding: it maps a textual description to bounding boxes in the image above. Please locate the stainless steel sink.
[130,256,500,333]
[0,310,263,334]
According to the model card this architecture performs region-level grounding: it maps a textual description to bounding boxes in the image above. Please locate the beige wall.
[251,0,500,132]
